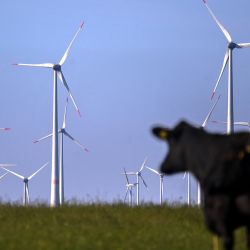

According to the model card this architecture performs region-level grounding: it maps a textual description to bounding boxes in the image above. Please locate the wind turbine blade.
[124,189,129,202]
[123,168,130,185]
[202,95,220,127]
[211,50,229,99]
[203,1,232,42]
[140,175,148,188]
[28,162,49,180]
[57,71,81,117]
[146,166,160,175]
[12,63,54,68]
[139,157,148,172]
[63,131,89,152]
[183,172,187,179]
[233,122,250,127]
[238,43,250,48]
[129,189,132,202]
[212,120,250,127]
[123,172,136,175]
[59,21,84,66]
[33,133,53,143]
[62,97,69,129]
[0,127,11,131]
[2,168,24,180]
[211,120,227,124]
[0,164,16,167]
[0,172,8,180]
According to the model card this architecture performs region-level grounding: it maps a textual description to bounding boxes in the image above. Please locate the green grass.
[0,203,246,250]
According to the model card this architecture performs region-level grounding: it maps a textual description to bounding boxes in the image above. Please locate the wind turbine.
[125,157,148,205]
[146,167,164,205]
[203,0,250,134]
[123,168,137,206]
[33,97,88,205]
[2,162,48,206]
[13,22,84,207]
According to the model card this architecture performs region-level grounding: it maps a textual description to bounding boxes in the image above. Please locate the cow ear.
[152,127,170,140]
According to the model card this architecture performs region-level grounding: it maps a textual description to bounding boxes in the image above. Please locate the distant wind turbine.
[34,97,88,205]
[146,167,164,205]
[3,162,48,206]
[13,22,84,207]
[125,157,148,205]
[123,168,137,206]
[203,0,250,134]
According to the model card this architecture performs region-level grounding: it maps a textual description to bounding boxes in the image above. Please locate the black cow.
[152,120,250,250]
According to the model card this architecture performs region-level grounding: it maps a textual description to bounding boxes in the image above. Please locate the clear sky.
[1,0,250,204]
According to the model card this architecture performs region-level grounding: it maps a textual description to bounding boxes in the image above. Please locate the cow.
[152,120,250,250]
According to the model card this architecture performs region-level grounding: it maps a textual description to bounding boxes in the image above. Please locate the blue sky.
[1,0,250,204]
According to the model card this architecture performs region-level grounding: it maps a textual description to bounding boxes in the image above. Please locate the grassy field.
[0,203,246,250]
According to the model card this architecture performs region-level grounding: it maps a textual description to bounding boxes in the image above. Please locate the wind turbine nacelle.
[24,178,28,183]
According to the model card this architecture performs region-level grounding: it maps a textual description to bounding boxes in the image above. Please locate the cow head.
[152,121,193,175]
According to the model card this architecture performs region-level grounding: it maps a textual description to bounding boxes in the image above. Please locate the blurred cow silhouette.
[152,120,250,250]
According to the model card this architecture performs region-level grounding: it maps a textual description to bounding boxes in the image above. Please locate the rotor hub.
[53,64,61,71]
[24,178,28,183]
[228,42,239,50]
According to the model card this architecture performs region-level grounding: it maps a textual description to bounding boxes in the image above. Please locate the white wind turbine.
[123,168,137,206]
[33,97,88,205]
[125,157,148,205]
[2,162,48,206]
[146,167,164,205]
[203,0,250,134]
[13,22,84,207]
